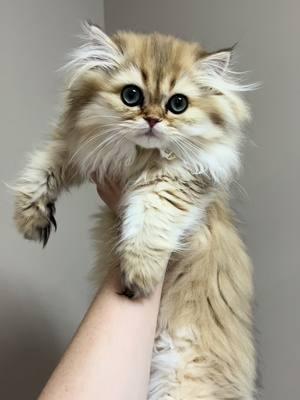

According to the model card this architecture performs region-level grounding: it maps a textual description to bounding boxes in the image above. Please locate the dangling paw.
[14,192,57,247]
[120,263,161,299]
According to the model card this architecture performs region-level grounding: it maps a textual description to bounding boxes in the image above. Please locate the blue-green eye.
[166,94,188,114]
[121,85,144,107]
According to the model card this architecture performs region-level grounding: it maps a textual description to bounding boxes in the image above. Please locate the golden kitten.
[14,22,256,398]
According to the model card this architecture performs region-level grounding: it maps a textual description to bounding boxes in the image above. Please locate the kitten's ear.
[65,21,122,84]
[199,48,233,76]
[80,21,120,61]
[193,47,238,93]
[194,46,257,93]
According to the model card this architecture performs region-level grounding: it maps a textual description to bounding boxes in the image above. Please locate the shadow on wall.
[0,284,63,400]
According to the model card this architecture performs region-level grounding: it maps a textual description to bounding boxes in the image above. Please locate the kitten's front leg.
[14,139,81,246]
[119,182,201,298]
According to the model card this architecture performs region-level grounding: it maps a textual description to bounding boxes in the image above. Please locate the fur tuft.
[195,49,259,94]
[63,21,122,86]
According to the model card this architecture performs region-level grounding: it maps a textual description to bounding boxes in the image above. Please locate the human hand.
[91,173,122,214]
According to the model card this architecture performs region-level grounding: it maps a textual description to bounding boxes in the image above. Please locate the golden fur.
[14,23,256,398]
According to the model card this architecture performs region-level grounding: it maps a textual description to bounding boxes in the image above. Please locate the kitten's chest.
[124,151,198,189]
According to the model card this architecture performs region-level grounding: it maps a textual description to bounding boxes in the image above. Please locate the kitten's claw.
[47,202,56,215]
[40,226,49,248]
[121,270,157,299]
[120,287,135,299]
[50,214,57,231]
[47,202,57,231]
[40,202,57,247]
[39,221,53,248]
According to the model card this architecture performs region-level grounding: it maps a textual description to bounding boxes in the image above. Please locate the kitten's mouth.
[144,128,157,137]
[136,128,160,140]
[133,127,163,149]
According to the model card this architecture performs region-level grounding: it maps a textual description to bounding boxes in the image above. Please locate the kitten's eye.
[121,85,144,107]
[166,94,188,114]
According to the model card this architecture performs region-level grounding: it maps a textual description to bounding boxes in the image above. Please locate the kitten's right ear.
[64,21,122,85]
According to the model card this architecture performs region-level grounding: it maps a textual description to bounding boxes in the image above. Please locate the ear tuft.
[200,49,233,76]
[64,21,122,85]
[80,20,113,48]
[194,45,258,94]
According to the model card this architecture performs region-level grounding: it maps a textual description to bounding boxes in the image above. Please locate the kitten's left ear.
[198,48,233,76]
[194,45,258,94]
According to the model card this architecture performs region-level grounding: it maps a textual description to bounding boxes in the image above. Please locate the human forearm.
[38,270,162,400]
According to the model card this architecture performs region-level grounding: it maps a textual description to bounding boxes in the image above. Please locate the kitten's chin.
[132,135,163,149]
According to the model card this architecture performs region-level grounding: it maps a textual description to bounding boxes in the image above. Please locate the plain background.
[0,1,299,399]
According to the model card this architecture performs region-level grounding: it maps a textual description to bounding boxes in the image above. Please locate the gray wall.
[0,1,104,399]
[1,1,299,399]
[105,1,300,399]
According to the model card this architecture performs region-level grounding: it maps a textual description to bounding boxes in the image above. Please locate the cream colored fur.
[14,23,256,399]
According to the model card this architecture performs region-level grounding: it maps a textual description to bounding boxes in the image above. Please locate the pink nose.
[144,117,161,128]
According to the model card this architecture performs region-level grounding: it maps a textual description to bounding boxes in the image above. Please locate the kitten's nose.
[144,116,161,128]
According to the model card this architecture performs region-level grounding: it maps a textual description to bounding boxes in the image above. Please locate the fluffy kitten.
[14,22,256,399]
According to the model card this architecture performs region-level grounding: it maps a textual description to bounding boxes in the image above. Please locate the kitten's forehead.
[112,32,205,97]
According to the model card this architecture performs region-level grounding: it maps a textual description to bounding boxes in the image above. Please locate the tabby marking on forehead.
[112,32,205,96]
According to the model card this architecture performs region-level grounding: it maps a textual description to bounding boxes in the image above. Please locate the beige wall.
[0,1,104,399]
[104,1,300,399]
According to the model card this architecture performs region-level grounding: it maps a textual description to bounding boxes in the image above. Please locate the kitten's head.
[64,22,253,182]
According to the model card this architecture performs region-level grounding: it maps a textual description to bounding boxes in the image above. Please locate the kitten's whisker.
[171,135,208,175]
[174,136,200,157]
[90,135,127,173]
[68,131,105,165]
[69,125,123,166]
[171,137,191,160]
[82,130,126,172]
[89,136,118,169]
[180,140,203,159]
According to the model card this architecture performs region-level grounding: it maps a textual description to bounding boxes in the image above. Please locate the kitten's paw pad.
[14,194,57,246]
[121,270,158,299]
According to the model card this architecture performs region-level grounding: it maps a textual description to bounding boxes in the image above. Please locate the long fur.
[14,22,256,399]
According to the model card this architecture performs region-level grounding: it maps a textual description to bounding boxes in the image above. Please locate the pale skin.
[38,177,164,400]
